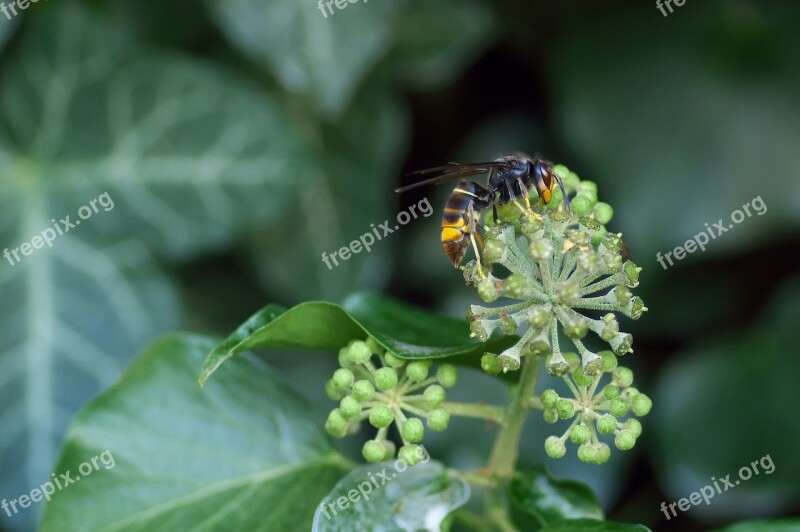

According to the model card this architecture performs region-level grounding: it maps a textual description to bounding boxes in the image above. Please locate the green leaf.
[248,93,409,301]
[713,519,800,532]
[199,291,516,386]
[383,0,497,89]
[209,0,405,117]
[312,460,469,531]
[510,466,604,527]
[539,520,650,532]
[40,334,351,531]
[0,15,15,51]
[0,3,304,521]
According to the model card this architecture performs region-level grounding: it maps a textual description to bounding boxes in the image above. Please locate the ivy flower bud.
[625,418,642,437]
[572,367,594,387]
[609,397,629,417]
[384,352,406,368]
[540,389,559,409]
[325,409,348,438]
[597,413,617,435]
[498,315,518,334]
[481,354,502,376]
[398,445,424,466]
[526,307,550,330]
[369,405,394,428]
[423,385,446,407]
[593,202,613,224]
[610,333,634,355]
[428,408,450,432]
[570,195,594,216]
[325,379,343,401]
[477,278,498,302]
[545,436,567,458]
[543,409,559,424]
[339,396,361,419]
[406,361,429,382]
[561,315,588,340]
[401,418,424,443]
[556,399,575,419]
[352,379,375,402]
[529,238,555,261]
[631,393,653,416]
[437,364,458,388]
[615,430,636,451]
[374,367,398,391]
[595,442,611,464]
[600,350,618,372]
[623,260,641,287]
[555,279,581,306]
[570,424,591,444]
[613,367,634,387]
[483,239,506,263]
[362,440,387,463]
[577,443,597,464]
[503,274,528,299]
[347,340,372,364]
[603,384,620,399]
[332,368,354,391]
[614,285,632,306]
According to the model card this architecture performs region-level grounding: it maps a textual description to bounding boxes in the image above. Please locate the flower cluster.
[324,337,457,465]
[465,164,651,463]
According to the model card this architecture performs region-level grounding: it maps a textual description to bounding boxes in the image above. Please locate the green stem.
[441,401,506,423]
[486,355,541,479]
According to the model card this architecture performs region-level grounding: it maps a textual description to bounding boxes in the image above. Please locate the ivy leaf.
[40,334,351,531]
[0,15,14,51]
[383,0,497,89]
[0,4,303,524]
[538,520,651,532]
[199,291,516,386]
[312,460,469,532]
[510,466,604,528]
[209,0,405,117]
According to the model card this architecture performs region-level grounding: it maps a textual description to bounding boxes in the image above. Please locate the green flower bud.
[609,397,629,417]
[627,297,647,320]
[401,418,425,443]
[544,436,566,458]
[631,393,653,416]
[577,443,597,464]
[572,367,594,386]
[362,440,387,462]
[338,347,352,368]
[504,274,528,299]
[369,405,394,428]
[339,395,361,419]
[365,337,382,354]
[577,249,600,273]
[610,333,633,356]
[625,418,642,437]
[613,367,634,387]
[526,307,551,330]
[483,239,506,263]
[541,389,559,409]
[498,315,518,334]
[428,408,450,432]
[571,195,594,216]
[325,409,348,438]
[595,442,611,464]
[590,225,608,248]
[477,278,498,302]
[352,379,375,402]
[603,384,620,399]
[398,444,424,466]
[556,399,575,419]
[562,315,589,340]
[437,364,458,388]
[600,350,618,372]
[374,367,398,391]
[325,379,343,400]
[578,180,598,195]
[543,408,559,424]
[481,354,502,376]
[423,384,446,407]
[563,351,580,369]
[555,279,581,306]
[406,361,429,382]
[597,413,617,434]
[384,352,406,368]
[347,340,372,364]
[593,202,614,225]
[623,260,641,287]
[599,314,619,342]
[614,285,632,306]
[332,368,354,391]
[570,424,592,444]
[615,430,636,451]
[529,238,555,262]
[521,218,543,235]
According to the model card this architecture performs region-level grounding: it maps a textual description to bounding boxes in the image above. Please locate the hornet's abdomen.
[441,181,483,267]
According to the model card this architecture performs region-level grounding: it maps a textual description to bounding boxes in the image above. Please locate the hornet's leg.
[468,202,487,279]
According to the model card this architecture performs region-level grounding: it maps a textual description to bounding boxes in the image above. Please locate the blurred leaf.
[539,520,650,532]
[249,93,409,301]
[312,460,469,531]
[714,519,800,531]
[0,4,304,523]
[510,466,604,528]
[549,1,800,261]
[40,334,351,531]
[0,16,14,51]
[652,277,800,520]
[209,0,405,117]
[383,0,496,89]
[200,291,515,385]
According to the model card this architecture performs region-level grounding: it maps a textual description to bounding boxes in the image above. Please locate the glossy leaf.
[209,0,404,117]
[0,4,303,524]
[539,520,650,532]
[312,460,469,532]
[40,334,351,531]
[199,291,516,386]
[510,466,604,527]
